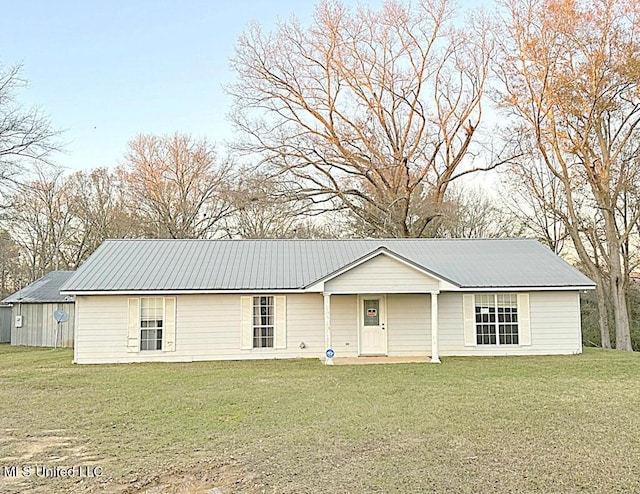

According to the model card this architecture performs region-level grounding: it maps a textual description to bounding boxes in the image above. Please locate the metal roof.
[60,239,595,293]
[3,271,76,303]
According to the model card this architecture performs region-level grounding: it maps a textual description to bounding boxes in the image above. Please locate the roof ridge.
[103,237,536,242]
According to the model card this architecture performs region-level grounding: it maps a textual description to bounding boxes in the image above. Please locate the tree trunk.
[604,210,632,350]
[611,274,632,350]
[594,280,612,349]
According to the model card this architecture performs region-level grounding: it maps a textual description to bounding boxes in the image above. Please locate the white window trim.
[127,296,177,353]
[241,295,287,351]
[252,295,275,349]
[140,296,165,351]
[464,293,531,347]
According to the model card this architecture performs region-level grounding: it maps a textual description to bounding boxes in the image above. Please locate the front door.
[359,295,387,355]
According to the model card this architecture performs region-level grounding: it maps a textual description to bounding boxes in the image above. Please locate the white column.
[324,293,333,365]
[431,292,441,363]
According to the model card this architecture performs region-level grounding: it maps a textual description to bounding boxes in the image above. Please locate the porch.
[310,250,448,364]
[321,292,441,364]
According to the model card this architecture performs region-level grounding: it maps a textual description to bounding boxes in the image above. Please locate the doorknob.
[382,323,386,331]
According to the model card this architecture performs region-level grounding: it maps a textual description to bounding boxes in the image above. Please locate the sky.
[2,0,483,172]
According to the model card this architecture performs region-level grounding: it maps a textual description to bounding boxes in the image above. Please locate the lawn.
[0,346,639,493]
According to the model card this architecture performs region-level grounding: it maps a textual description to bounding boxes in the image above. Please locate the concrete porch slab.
[323,356,430,365]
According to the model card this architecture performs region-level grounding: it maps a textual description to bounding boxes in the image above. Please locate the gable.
[324,253,441,294]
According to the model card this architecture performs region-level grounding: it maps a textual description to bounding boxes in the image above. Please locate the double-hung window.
[252,296,274,348]
[241,295,286,350]
[127,297,175,353]
[475,293,519,345]
[140,297,164,351]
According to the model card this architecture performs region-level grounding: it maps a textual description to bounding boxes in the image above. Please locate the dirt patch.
[0,428,102,464]
[70,459,262,494]
[0,431,262,494]
[0,429,106,493]
[126,460,261,494]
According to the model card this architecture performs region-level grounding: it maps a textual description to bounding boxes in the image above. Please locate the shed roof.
[61,239,594,293]
[3,271,76,303]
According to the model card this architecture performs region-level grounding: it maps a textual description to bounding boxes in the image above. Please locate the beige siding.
[11,303,75,347]
[438,292,464,354]
[286,294,325,353]
[75,293,326,364]
[75,290,584,363]
[438,291,582,356]
[325,254,439,293]
[530,291,582,352]
[386,294,430,356]
[329,295,358,357]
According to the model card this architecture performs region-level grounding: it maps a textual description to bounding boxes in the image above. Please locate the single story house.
[61,238,594,365]
[2,271,76,348]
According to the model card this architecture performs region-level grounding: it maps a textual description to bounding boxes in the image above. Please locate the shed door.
[359,295,387,355]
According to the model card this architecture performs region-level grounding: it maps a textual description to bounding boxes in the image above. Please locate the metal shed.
[2,271,75,348]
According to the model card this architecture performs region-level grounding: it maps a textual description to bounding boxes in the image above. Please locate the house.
[2,271,76,348]
[61,239,595,365]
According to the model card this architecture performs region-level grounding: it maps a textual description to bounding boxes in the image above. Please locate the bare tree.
[222,170,325,238]
[502,155,569,255]
[496,0,640,349]
[228,0,500,238]
[65,167,141,264]
[434,184,523,239]
[503,152,613,347]
[122,133,233,239]
[0,63,61,205]
[0,228,20,298]
[6,167,74,281]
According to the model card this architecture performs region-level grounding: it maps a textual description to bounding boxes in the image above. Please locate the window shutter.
[127,298,140,352]
[164,297,176,351]
[275,295,287,349]
[241,296,253,350]
[463,294,476,346]
[518,293,531,346]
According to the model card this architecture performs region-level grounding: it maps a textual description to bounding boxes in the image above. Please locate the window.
[140,297,163,351]
[252,296,274,348]
[475,294,496,344]
[363,299,380,326]
[497,294,519,344]
[241,295,286,351]
[475,294,519,345]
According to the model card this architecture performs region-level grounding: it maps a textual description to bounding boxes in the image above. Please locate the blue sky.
[3,0,485,171]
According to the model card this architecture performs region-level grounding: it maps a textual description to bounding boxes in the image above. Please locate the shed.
[2,271,76,348]
[61,239,595,365]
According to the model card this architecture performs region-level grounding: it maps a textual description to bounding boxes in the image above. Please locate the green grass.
[1,346,640,493]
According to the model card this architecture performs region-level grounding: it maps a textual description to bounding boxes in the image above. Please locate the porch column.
[431,291,441,363]
[323,293,333,365]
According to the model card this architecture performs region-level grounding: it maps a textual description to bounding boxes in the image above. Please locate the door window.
[363,299,380,326]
